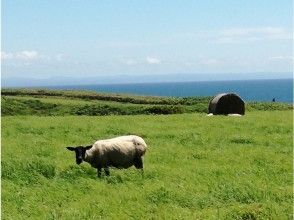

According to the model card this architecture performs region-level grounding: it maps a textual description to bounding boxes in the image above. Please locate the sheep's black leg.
[134,157,143,169]
[97,167,102,178]
[104,167,110,176]
[134,157,144,177]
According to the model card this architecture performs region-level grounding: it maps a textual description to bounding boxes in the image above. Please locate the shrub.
[144,105,184,114]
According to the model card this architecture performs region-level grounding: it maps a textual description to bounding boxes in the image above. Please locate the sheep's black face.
[75,147,84,164]
[66,145,92,165]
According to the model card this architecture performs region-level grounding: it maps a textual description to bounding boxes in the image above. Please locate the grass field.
[2,109,293,219]
[2,89,292,116]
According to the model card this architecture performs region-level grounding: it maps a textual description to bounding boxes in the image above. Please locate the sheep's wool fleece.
[85,135,147,168]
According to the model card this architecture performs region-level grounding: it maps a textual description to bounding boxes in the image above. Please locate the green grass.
[2,111,293,219]
[1,89,292,116]
[1,88,212,105]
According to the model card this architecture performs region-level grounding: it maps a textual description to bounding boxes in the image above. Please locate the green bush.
[1,98,59,116]
[73,104,126,116]
[144,105,184,114]
[247,102,293,111]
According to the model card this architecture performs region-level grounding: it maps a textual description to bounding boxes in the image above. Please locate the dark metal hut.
[208,93,245,115]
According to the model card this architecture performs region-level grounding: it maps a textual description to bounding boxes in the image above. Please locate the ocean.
[48,78,293,103]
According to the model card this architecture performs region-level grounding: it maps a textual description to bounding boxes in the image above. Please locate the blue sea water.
[49,79,293,103]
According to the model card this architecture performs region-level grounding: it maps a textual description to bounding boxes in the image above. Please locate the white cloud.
[183,56,224,67]
[125,58,137,65]
[146,56,161,64]
[1,52,14,60]
[216,27,292,43]
[15,51,39,60]
[269,56,293,61]
[200,58,222,65]
[1,50,41,61]
[1,50,66,64]
[175,26,292,44]
[55,53,65,61]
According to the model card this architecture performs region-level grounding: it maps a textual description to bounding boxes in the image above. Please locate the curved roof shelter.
[208,93,245,115]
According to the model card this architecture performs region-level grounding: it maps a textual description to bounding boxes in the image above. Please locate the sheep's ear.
[85,145,92,150]
[66,147,76,151]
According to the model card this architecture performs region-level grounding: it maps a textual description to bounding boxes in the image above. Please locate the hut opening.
[208,93,245,115]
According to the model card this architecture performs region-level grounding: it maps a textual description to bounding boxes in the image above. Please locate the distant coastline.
[2,72,292,87]
[2,78,292,103]
[47,77,293,87]
[38,78,293,103]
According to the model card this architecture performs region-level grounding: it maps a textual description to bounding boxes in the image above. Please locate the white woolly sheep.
[66,135,147,177]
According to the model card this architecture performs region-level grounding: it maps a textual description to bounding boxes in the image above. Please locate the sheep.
[66,135,147,177]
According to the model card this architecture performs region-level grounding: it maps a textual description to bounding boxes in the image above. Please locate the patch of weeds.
[212,169,224,178]
[15,126,44,135]
[209,182,264,204]
[197,182,266,209]
[147,187,173,205]
[154,133,176,139]
[142,170,159,180]
[172,193,196,208]
[2,159,56,185]
[190,152,207,160]
[230,137,254,144]
[147,187,195,208]
[58,165,96,180]
[176,132,203,146]
[29,160,56,179]
[197,194,219,209]
[35,148,52,158]
[224,204,264,220]
[106,175,124,184]
[105,127,127,136]
[252,157,273,171]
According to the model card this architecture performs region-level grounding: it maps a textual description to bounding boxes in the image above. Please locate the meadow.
[1,89,293,219]
[1,89,292,116]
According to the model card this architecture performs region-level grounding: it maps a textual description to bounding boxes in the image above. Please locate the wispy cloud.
[268,56,293,61]
[175,26,292,44]
[1,50,41,60]
[1,50,65,65]
[216,27,292,43]
[146,56,161,64]
[123,58,138,65]
[1,52,14,59]
[55,53,65,61]
[121,57,162,66]
[200,58,222,65]
[16,51,40,60]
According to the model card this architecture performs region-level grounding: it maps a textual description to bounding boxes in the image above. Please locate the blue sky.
[1,0,293,84]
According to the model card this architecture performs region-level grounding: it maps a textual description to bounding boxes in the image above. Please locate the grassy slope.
[1,93,209,116]
[1,89,292,116]
[2,111,293,219]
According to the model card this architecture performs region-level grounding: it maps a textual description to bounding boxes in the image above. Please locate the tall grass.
[2,111,293,219]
